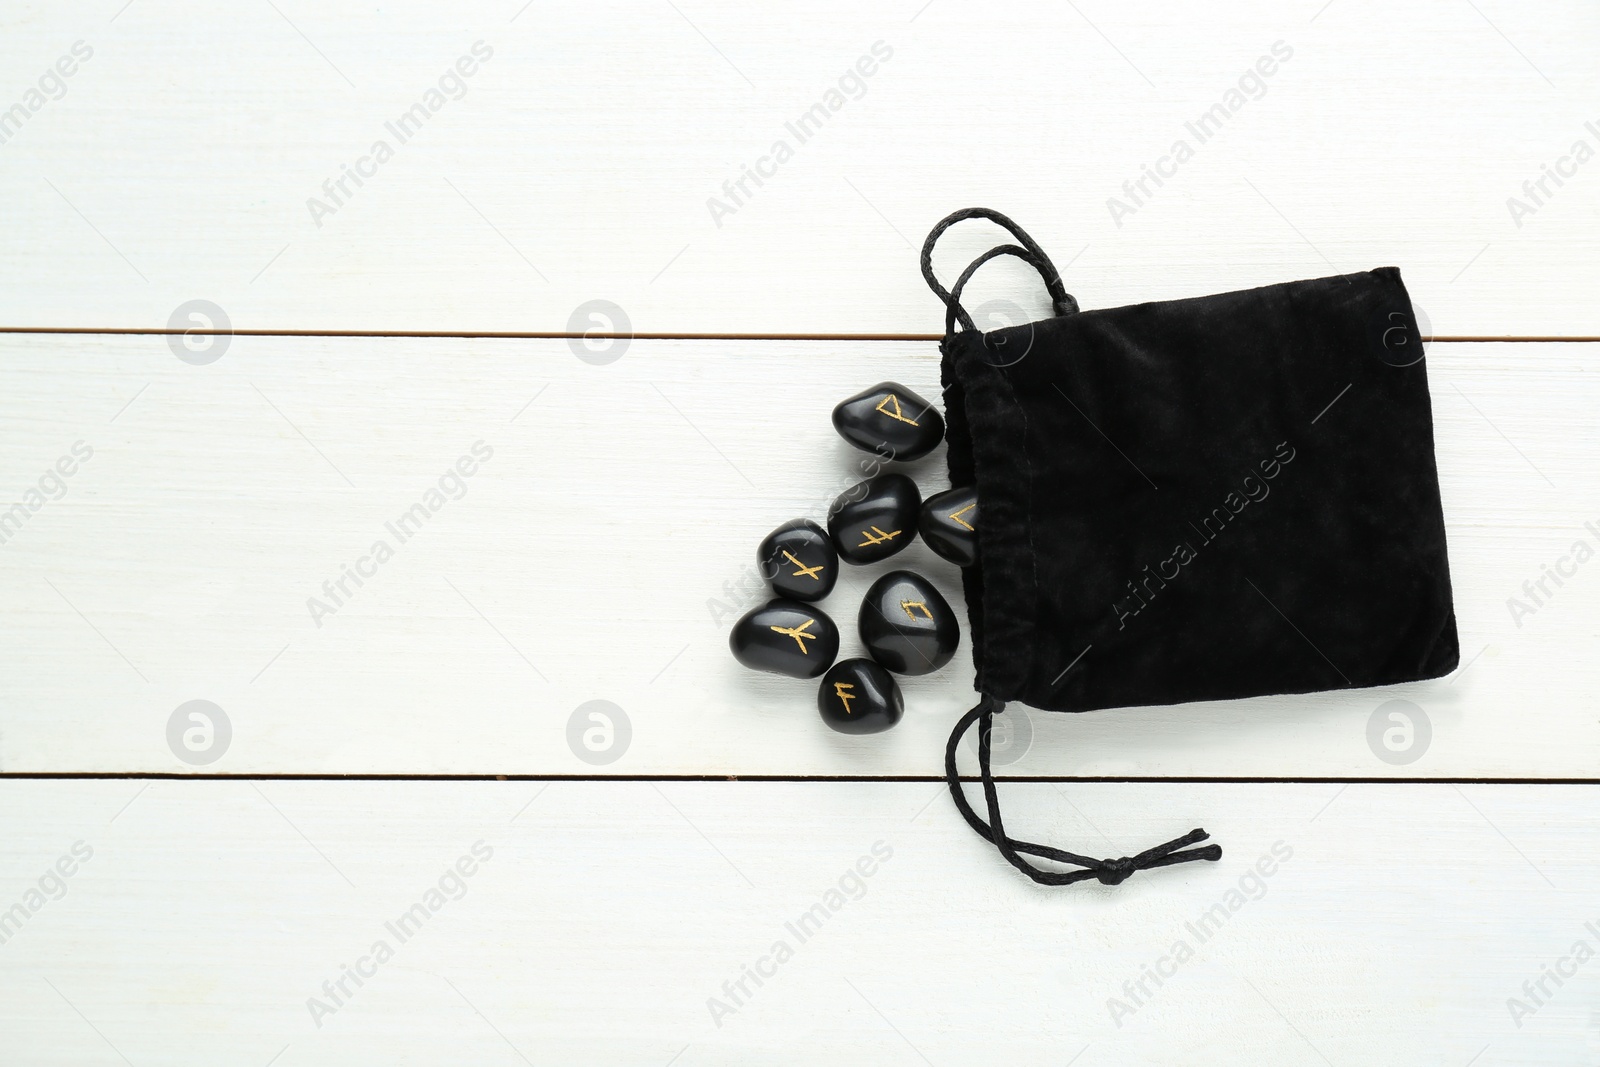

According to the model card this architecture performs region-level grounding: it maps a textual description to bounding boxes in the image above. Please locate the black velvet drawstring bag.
[927,208,1459,887]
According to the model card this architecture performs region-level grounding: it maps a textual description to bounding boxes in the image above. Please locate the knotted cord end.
[946,700,1223,888]
[1094,858,1137,886]
[1092,828,1222,885]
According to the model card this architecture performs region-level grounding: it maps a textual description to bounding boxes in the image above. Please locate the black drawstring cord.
[927,208,1215,886]
[920,207,1079,330]
[941,243,1059,337]
[945,697,1222,886]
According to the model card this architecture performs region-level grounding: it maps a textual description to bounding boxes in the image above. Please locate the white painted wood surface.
[4,1,1599,1059]
[0,1,1596,334]
[1,780,1596,1065]
[0,335,1594,775]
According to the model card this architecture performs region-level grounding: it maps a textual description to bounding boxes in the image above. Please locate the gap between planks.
[4,773,1600,785]
[0,329,1598,342]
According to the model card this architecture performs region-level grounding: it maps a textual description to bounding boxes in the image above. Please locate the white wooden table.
[2,2,1598,1063]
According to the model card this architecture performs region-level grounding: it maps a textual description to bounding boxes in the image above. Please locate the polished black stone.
[918,485,979,567]
[730,599,839,678]
[831,381,945,462]
[757,519,838,602]
[817,658,904,734]
[827,473,921,565]
[858,570,959,675]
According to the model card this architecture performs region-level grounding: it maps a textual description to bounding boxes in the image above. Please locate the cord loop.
[921,207,1078,333]
[945,698,1222,887]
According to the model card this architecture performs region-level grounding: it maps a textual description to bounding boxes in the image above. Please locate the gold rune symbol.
[782,549,824,581]
[900,600,933,621]
[858,526,901,548]
[874,393,921,426]
[947,503,976,531]
[769,618,818,653]
[834,682,857,714]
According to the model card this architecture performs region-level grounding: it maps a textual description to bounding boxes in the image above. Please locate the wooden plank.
[0,335,1594,775]
[0,779,1594,1063]
[0,1,1596,334]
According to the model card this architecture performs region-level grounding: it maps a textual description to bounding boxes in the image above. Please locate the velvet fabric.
[940,265,1460,713]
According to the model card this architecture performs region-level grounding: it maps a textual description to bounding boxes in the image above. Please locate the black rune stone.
[757,519,838,602]
[858,570,959,675]
[831,382,945,462]
[730,599,840,679]
[918,485,978,567]
[827,473,920,565]
[817,658,904,734]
